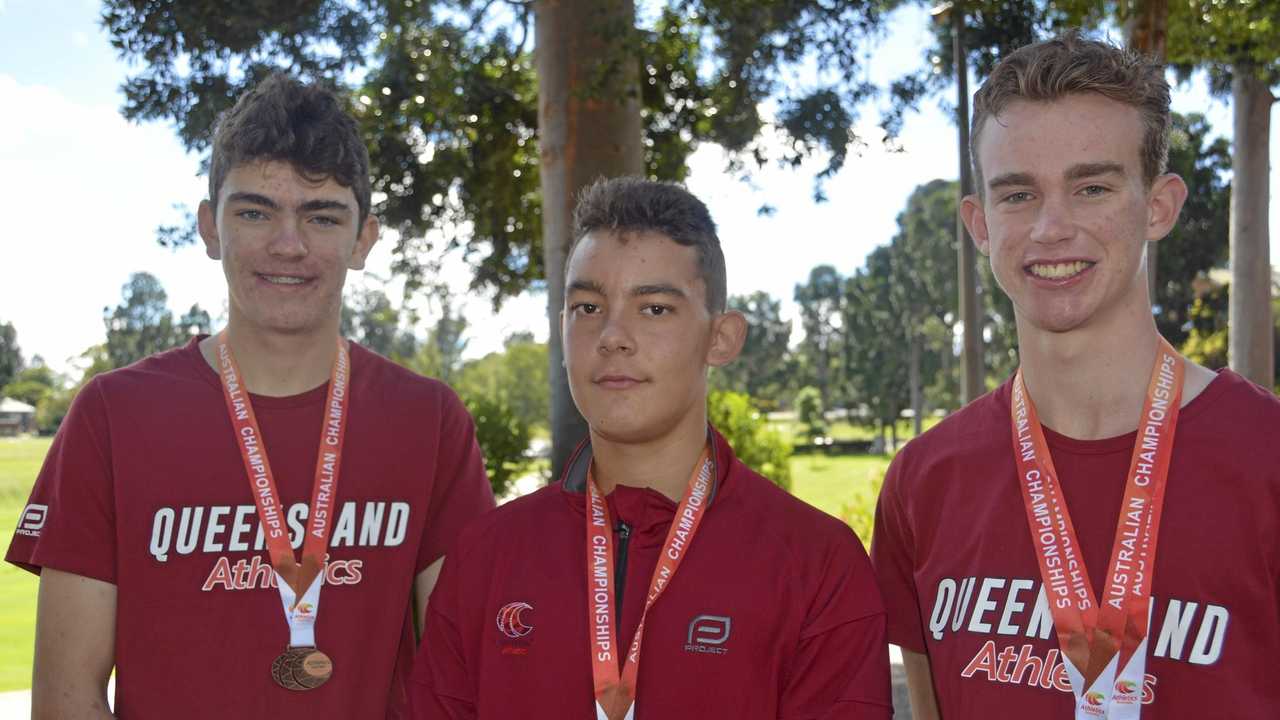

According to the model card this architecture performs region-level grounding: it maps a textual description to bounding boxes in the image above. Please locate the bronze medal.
[271,648,307,691]
[287,647,333,690]
[271,647,331,691]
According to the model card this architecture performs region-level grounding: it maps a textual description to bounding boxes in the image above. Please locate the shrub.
[708,390,794,492]
[464,393,531,498]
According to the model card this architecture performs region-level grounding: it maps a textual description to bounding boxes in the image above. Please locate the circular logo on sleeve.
[496,602,534,639]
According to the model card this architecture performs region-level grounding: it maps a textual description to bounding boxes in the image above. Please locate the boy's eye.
[237,209,267,221]
[572,302,600,315]
[642,305,672,317]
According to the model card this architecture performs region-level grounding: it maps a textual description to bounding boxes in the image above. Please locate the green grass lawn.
[771,417,941,445]
[788,452,891,546]
[0,435,50,692]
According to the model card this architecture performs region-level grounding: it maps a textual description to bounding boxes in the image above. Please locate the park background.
[2,0,1280,715]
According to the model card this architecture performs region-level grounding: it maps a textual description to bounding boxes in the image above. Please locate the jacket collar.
[559,425,730,510]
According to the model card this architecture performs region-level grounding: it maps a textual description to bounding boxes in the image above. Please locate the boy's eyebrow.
[1065,161,1125,181]
[632,283,686,299]
[567,279,606,295]
[225,192,280,209]
[299,199,353,214]
[986,172,1035,191]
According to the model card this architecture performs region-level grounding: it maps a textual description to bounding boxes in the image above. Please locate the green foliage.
[464,392,531,498]
[405,290,469,383]
[839,467,886,547]
[103,272,205,369]
[1168,1,1280,87]
[708,390,793,492]
[454,337,549,433]
[35,388,75,434]
[0,322,21,389]
[103,0,900,303]
[341,287,418,360]
[1156,113,1232,346]
[793,386,826,440]
[709,291,792,408]
[794,265,845,401]
[1182,284,1280,388]
[2,366,55,408]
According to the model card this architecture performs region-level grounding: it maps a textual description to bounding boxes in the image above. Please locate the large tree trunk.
[954,3,983,402]
[536,0,644,479]
[1125,0,1169,301]
[1228,67,1274,387]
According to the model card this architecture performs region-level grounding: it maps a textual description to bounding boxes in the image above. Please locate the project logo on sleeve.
[16,503,48,537]
[684,614,731,655]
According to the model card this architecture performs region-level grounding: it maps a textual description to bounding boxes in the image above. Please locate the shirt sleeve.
[410,551,477,720]
[5,378,117,583]
[870,453,927,653]
[779,529,893,719]
[416,386,496,572]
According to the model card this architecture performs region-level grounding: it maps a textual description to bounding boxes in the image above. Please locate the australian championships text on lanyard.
[1011,338,1184,719]
[585,447,714,720]
[216,331,350,691]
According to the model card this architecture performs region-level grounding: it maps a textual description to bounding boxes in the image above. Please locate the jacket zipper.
[615,521,631,613]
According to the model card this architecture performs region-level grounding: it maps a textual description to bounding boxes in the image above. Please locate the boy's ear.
[706,310,747,368]
[197,200,221,260]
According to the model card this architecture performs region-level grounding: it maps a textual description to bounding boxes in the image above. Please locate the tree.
[843,247,910,445]
[103,272,203,369]
[885,0,1073,400]
[406,289,469,383]
[794,266,845,402]
[794,385,827,442]
[888,179,959,432]
[102,0,901,477]
[2,363,57,408]
[0,320,22,390]
[454,336,550,433]
[1168,0,1280,387]
[1154,113,1231,345]
[341,287,418,360]
[709,291,792,408]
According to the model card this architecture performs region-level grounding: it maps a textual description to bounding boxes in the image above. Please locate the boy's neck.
[589,407,710,503]
[200,320,342,398]
[1016,301,1214,440]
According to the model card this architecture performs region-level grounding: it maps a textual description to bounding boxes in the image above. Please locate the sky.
[0,0,1273,377]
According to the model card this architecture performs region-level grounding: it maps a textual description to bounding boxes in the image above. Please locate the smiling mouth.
[258,273,311,286]
[1026,261,1094,280]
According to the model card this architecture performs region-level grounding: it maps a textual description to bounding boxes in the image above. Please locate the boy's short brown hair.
[972,32,1171,190]
[209,74,371,222]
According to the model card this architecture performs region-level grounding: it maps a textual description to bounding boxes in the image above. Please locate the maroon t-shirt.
[411,429,893,719]
[6,337,495,719]
[872,370,1280,718]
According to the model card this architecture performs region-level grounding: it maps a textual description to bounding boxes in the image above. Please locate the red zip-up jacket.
[412,428,892,718]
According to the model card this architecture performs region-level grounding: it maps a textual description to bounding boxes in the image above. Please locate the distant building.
[0,397,36,436]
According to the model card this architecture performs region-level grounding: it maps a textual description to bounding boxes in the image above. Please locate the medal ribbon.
[586,448,713,720]
[1010,338,1183,719]
[216,331,351,647]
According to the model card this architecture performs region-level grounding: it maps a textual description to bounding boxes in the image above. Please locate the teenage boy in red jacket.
[412,177,892,719]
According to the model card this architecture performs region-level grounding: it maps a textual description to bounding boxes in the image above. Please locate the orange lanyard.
[586,447,713,720]
[215,332,351,606]
[1010,339,1183,716]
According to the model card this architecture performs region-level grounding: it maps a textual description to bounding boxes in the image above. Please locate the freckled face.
[198,160,377,337]
[562,231,715,444]
[968,94,1161,334]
